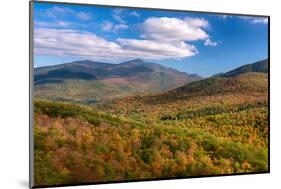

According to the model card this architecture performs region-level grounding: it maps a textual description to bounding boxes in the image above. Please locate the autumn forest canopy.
[33,59,269,186]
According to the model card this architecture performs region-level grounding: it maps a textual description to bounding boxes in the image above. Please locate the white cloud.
[114,24,129,31]
[218,15,232,19]
[101,21,128,32]
[117,38,197,58]
[221,15,228,19]
[45,6,73,18]
[130,11,140,17]
[34,28,197,61]
[34,16,218,62]
[41,6,92,21]
[77,12,92,21]
[184,17,209,28]
[112,8,126,24]
[140,17,209,42]
[251,18,268,24]
[35,28,121,61]
[101,21,113,32]
[239,16,268,24]
[204,38,218,47]
[112,9,140,23]
[35,21,72,28]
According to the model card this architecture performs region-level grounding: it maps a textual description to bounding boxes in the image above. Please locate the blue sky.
[34,2,268,77]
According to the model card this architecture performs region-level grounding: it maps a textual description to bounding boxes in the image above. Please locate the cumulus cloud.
[184,17,209,28]
[140,17,209,42]
[204,38,218,47]
[35,28,122,61]
[34,28,197,61]
[34,16,218,62]
[117,38,197,58]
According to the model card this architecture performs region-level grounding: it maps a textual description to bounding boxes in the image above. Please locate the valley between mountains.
[34,59,269,186]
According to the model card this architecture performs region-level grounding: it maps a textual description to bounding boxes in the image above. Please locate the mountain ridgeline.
[34,58,268,104]
[217,59,268,78]
[34,59,201,104]
[98,59,268,118]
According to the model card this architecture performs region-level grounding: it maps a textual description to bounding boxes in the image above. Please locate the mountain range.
[34,58,268,104]
[34,59,201,103]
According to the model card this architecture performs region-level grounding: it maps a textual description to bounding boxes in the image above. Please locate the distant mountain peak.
[71,60,105,65]
[122,58,144,64]
[34,58,202,103]
[189,74,203,80]
[130,58,144,62]
[70,60,92,64]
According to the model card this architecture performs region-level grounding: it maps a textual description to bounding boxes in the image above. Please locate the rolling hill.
[34,59,201,104]
[97,59,268,124]
[98,72,268,122]
[217,59,268,77]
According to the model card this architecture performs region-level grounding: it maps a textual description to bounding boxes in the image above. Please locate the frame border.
[29,0,270,188]
[29,1,34,188]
